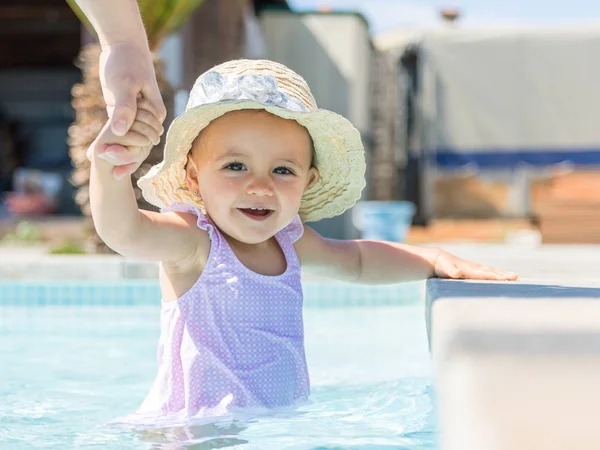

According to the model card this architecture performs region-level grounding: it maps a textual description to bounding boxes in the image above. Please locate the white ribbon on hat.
[187,71,310,113]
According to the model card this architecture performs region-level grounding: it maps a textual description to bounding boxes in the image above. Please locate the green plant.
[0,221,42,244]
[48,240,87,255]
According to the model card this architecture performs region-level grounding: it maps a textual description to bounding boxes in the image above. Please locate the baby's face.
[186,110,318,244]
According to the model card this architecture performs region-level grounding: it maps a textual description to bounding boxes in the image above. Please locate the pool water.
[1,282,435,449]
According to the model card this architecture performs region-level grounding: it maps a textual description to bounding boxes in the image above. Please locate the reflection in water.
[137,421,249,449]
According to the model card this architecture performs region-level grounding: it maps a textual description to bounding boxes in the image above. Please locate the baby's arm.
[89,102,208,262]
[295,227,517,283]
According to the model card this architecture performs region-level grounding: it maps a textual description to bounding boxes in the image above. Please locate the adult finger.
[135,96,165,123]
[106,129,152,148]
[110,83,139,136]
[141,82,167,122]
[132,108,164,137]
[129,120,160,146]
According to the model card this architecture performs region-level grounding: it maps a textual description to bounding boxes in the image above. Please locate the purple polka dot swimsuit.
[128,204,310,422]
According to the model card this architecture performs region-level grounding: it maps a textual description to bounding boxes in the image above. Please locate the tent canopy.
[416,26,600,167]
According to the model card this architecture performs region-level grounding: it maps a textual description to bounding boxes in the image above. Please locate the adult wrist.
[74,0,150,51]
[98,30,150,53]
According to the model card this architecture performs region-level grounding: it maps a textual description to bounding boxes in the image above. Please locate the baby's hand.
[88,98,163,179]
[433,250,518,281]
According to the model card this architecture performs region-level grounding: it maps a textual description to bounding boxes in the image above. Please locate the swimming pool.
[0,281,434,449]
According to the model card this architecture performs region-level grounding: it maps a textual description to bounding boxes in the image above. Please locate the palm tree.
[65,0,205,253]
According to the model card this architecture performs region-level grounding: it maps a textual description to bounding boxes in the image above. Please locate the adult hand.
[100,42,166,136]
[97,42,166,177]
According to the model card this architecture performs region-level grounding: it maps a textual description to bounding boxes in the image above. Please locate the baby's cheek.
[281,178,306,196]
[202,177,232,197]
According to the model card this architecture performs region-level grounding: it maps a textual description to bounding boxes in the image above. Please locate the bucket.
[352,201,416,242]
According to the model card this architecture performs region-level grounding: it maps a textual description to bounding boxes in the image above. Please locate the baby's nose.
[246,177,274,196]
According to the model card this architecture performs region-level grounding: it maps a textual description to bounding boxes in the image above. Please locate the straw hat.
[138,59,366,222]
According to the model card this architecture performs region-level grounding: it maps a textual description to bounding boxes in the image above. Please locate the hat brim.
[138,100,366,223]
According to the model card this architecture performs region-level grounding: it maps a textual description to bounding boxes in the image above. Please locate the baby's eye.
[225,162,246,171]
[273,167,294,175]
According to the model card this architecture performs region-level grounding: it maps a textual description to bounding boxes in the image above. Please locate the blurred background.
[2,0,600,254]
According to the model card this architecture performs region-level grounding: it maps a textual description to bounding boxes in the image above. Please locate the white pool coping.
[427,244,600,450]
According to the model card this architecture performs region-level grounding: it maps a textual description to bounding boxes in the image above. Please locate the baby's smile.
[237,207,274,221]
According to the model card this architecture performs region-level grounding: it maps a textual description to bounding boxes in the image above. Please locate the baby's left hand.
[433,250,518,281]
